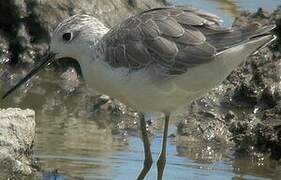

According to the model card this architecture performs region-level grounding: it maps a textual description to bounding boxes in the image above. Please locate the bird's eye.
[62,32,73,42]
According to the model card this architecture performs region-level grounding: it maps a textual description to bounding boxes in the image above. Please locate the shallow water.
[34,113,281,180]
[2,0,281,180]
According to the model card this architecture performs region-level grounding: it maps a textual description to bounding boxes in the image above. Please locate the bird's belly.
[82,59,228,113]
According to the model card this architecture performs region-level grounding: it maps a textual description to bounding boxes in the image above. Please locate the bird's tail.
[216,24,277,72]
[208,23,276,52]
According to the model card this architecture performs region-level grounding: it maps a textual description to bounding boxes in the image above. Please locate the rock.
[163,0,175,6]
[0,108,38,180]
[92,97,140,133]
[0,32,10,91]
[177,100,233,148]
[224,110,236,122]
[59,67,81,92]
[0,31,10,65]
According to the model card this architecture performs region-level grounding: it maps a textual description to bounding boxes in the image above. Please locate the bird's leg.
[137,113,153,180]
[157,114,170,180]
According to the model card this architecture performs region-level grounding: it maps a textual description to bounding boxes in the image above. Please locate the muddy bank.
[177,7,281,162]
[0,108,37,180]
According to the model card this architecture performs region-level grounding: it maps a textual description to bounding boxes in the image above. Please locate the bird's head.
[2,14,109,99]
[51,14,109,60]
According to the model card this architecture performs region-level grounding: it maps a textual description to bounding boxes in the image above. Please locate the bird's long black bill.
[2,52,56,100]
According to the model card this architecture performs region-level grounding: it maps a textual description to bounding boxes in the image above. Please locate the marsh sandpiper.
[2,6,276,180]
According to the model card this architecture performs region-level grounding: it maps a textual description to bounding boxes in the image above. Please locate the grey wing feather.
[102,6,272,75]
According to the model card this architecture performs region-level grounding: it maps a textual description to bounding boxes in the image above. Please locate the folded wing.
[102,6,271,75]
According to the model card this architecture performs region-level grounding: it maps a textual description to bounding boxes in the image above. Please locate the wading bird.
[2,6,276,180]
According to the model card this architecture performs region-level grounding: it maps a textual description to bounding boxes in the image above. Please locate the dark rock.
[163,0,175,6]
[232,82,259,107]
[253,8,271,19]
[177,100,232,145]
[0,31,10,65]
[261,86,278,108]
[59,67,81,92]
[93,97,140,133]
[128,0,138,7]
[225,110,236,122]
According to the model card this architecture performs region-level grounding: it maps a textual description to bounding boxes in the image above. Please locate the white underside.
[80,35,275,113]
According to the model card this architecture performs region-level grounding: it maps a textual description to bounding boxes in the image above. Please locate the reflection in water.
[232,154,281,179]
[35,113,129,179]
